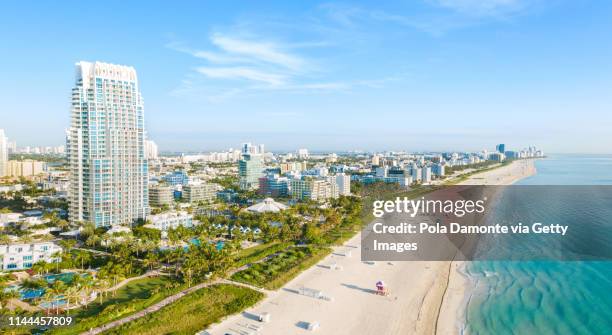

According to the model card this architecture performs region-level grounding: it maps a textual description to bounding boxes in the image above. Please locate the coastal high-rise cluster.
[67,61,149,227]
[0,129,7,177]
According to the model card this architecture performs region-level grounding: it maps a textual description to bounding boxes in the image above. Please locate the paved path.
[73,247,111,256]
[102,270,167,294]
[220,278,271,294]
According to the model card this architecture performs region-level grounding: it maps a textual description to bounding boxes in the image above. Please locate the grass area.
[104,284,263,335]
[360,185,440,224]
[233,241,293,268]
[444,160,511,185]
[231,246,330,290]
[48,276,186,335]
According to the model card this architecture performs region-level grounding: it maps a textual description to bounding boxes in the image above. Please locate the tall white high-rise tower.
[68,61,149,227]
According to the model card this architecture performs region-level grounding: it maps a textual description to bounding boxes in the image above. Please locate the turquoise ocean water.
[464,154,612,334]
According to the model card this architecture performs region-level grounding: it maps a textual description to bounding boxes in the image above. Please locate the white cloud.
[210,34,305,71]
[167,20,402,99]
[428,0,530,17]
[196,67,286,86]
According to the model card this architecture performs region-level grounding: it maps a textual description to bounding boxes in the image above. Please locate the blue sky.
[1,0,611,153]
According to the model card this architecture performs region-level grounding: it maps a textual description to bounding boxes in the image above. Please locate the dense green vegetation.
[445,160,512,185]
[49,276,185,335]
[8,154,66,164]
[233,241,292,268]
[105,284,263,335]
[444,160,501,174]
[231,246,330,290]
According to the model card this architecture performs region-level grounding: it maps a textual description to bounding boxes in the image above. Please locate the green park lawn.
[231,246,330,290]
[233,241,293,268]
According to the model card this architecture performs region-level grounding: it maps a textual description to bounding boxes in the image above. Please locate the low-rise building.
[183,182,217,203]
[432,163,445,177]
[6,160,46,177]
[149,184,174,207]
[290,178,338,201]
[258,174,289,197]
[279,161,307,174]
[246,198,288,213]
[327,173,351,196]
[0,241,62,271]
[162,170,190,186]
[146,211,194,231]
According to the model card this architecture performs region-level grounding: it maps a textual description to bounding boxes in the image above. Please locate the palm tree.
[42,290,54,315]
[48,280,67,314]
[131,239,144,258]
[0,287,20,310]
[51,251,63,272]
[93,278,110,303]
[0,234,11,245]
[79,276,95,308]
[56,219,70,231]
[65,285,80,309]
[143,252,159,271]
[74,250,92,270]
[58,239,76,251]
[85,234,100,248]
[31,261,49,275]
[20,278,46,290]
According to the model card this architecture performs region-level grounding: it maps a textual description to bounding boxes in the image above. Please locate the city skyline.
[1,1,612,153]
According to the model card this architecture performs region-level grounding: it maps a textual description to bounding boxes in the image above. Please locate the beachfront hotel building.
[328,173,351,195]
[68,61,149,227]
[0,242,62,271]
[290,177,339,201]
[0,129,7,177]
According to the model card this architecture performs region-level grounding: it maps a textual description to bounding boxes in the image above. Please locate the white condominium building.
[146,211,194,231]
[0,242,62,271]
[290,178,339,201]
[145,139,158,160]
[329,173,351,195]
[68,61,149,227]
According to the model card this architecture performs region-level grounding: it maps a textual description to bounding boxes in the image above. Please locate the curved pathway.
[101,270,167,293]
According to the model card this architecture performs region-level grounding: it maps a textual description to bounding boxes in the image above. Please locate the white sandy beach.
[206,159,537,335]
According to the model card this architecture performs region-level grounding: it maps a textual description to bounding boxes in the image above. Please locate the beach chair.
[258,312,270,323]
[307,321,320,331]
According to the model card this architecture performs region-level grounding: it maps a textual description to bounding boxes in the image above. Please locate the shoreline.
[205,159,537,335]
[436,159,538,335]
